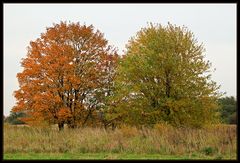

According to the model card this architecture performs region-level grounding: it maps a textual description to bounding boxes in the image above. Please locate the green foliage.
[218,96,237,124]
[229,112,236,124]
[4,111,26,125]
[107,22,221,128]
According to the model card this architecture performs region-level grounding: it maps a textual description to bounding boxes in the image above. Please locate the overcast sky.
[4,3,236,116]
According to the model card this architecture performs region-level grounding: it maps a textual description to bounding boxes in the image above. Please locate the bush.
[4,111,26,125]
[202,146,215,155]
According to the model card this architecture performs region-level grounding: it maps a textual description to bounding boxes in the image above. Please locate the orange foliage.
[13,21,119,129]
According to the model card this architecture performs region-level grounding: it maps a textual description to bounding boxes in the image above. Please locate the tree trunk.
[58,122,64,131]
[82,109,92,127]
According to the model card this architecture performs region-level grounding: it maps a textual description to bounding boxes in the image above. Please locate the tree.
[13,21,118,130]
[107,22,221,128]
[229,112,236,124]
[218,96,237,124]
[4,111,26,125]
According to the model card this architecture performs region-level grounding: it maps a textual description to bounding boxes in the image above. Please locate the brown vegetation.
[4,124,236,159]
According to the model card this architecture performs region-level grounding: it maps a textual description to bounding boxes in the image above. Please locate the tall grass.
[4,123,237,159]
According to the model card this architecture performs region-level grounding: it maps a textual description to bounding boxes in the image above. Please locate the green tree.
[107,22,222,128]
[4,111,26,125]
[218,96,237,124]
[229,112,236,124]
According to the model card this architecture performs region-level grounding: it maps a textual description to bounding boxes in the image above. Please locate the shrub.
[202,146,215,155]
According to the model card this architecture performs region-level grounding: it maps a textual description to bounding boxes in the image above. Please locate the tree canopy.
[218,96,237,124]
[12,21,225,130]
[106,23,222,128]
[13,21,119,130]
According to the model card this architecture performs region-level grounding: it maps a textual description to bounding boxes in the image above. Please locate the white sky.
[4,3,236,116]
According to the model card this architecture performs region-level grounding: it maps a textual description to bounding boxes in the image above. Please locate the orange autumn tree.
[13,21,118,130]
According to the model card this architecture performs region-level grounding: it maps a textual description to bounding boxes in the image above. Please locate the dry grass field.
[3,123,237,160]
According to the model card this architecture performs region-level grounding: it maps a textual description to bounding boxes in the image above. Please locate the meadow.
[3,123,237,160]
